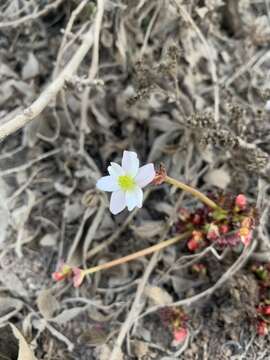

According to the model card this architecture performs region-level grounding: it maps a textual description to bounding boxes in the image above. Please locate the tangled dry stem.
[0,0,64,29]
[0,24,95,142]
[138,239,257,320]
[1,0,269,358]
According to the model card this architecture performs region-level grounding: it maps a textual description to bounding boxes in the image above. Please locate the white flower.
[96,151,155,215]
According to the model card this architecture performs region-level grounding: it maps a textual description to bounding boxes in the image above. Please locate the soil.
[0,1,270,359]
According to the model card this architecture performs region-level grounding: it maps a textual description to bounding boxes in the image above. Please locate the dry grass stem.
[0,26,94,141]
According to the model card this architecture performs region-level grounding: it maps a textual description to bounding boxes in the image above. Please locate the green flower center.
[118,175,136,191]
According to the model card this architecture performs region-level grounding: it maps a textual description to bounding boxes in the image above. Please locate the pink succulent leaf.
[173,328,188,343]
[72,267,85,288]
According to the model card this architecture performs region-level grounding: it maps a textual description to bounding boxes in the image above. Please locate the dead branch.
[173,0,220,122]
[53,0,90,78]
[0,0,64,29]
[110,252,160,360]
[0,26,95,142]
[79,0,105,152]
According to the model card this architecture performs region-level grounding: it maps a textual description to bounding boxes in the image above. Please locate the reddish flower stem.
[83,231,191,275]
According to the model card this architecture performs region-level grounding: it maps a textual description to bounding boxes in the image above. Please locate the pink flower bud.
[173,327,188,343]
[187,231,204,251]
[207,231,218,240]
[257,305,270,316]
[52,261,72,282]
[257,320,268,336]
[219,224,229,234]
[187,239,197,251]
[235,194,247,209]
[187,238,200,251]
[72,267,85,288]
[52,272,65,282]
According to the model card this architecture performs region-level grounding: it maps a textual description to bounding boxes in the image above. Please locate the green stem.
[165,175,220,210]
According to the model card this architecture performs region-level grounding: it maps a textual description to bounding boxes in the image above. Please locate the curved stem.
[165,175,220,210]
[83,231,191,276]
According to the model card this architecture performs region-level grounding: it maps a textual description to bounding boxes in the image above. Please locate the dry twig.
[110,251,160,360]
[0,25,95,142]
[80,0,105,152]
[173,0,220,122]
[0,0,64,28]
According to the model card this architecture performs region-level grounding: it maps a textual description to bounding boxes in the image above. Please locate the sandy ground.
[0,1,270,359]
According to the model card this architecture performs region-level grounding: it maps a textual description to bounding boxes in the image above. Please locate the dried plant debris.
[0,0,270,359]
[0,323,36,360]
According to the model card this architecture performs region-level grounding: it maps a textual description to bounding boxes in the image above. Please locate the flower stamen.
[118,175,136,191]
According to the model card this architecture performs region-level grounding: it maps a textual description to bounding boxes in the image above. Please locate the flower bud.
[173,327,188,343]
[257,305,270,316]
[219,224,229,234]
[187,238,200,251]
[82,189,100,208]
[152,164,167,185]
[235,194,247,210]
[187,231,204,251]
[52,261,72,282]
[52,272,65,282]
[257,320,268,336]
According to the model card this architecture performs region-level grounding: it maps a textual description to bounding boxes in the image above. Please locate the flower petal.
[135,163,155,188]
[108,162,124,178]
[110,190,126,215]
[125,186,143,211]
[96,176,119,192]
[121,151,139,177]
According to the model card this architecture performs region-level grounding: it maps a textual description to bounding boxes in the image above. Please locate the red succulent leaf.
[173,327,188,343]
